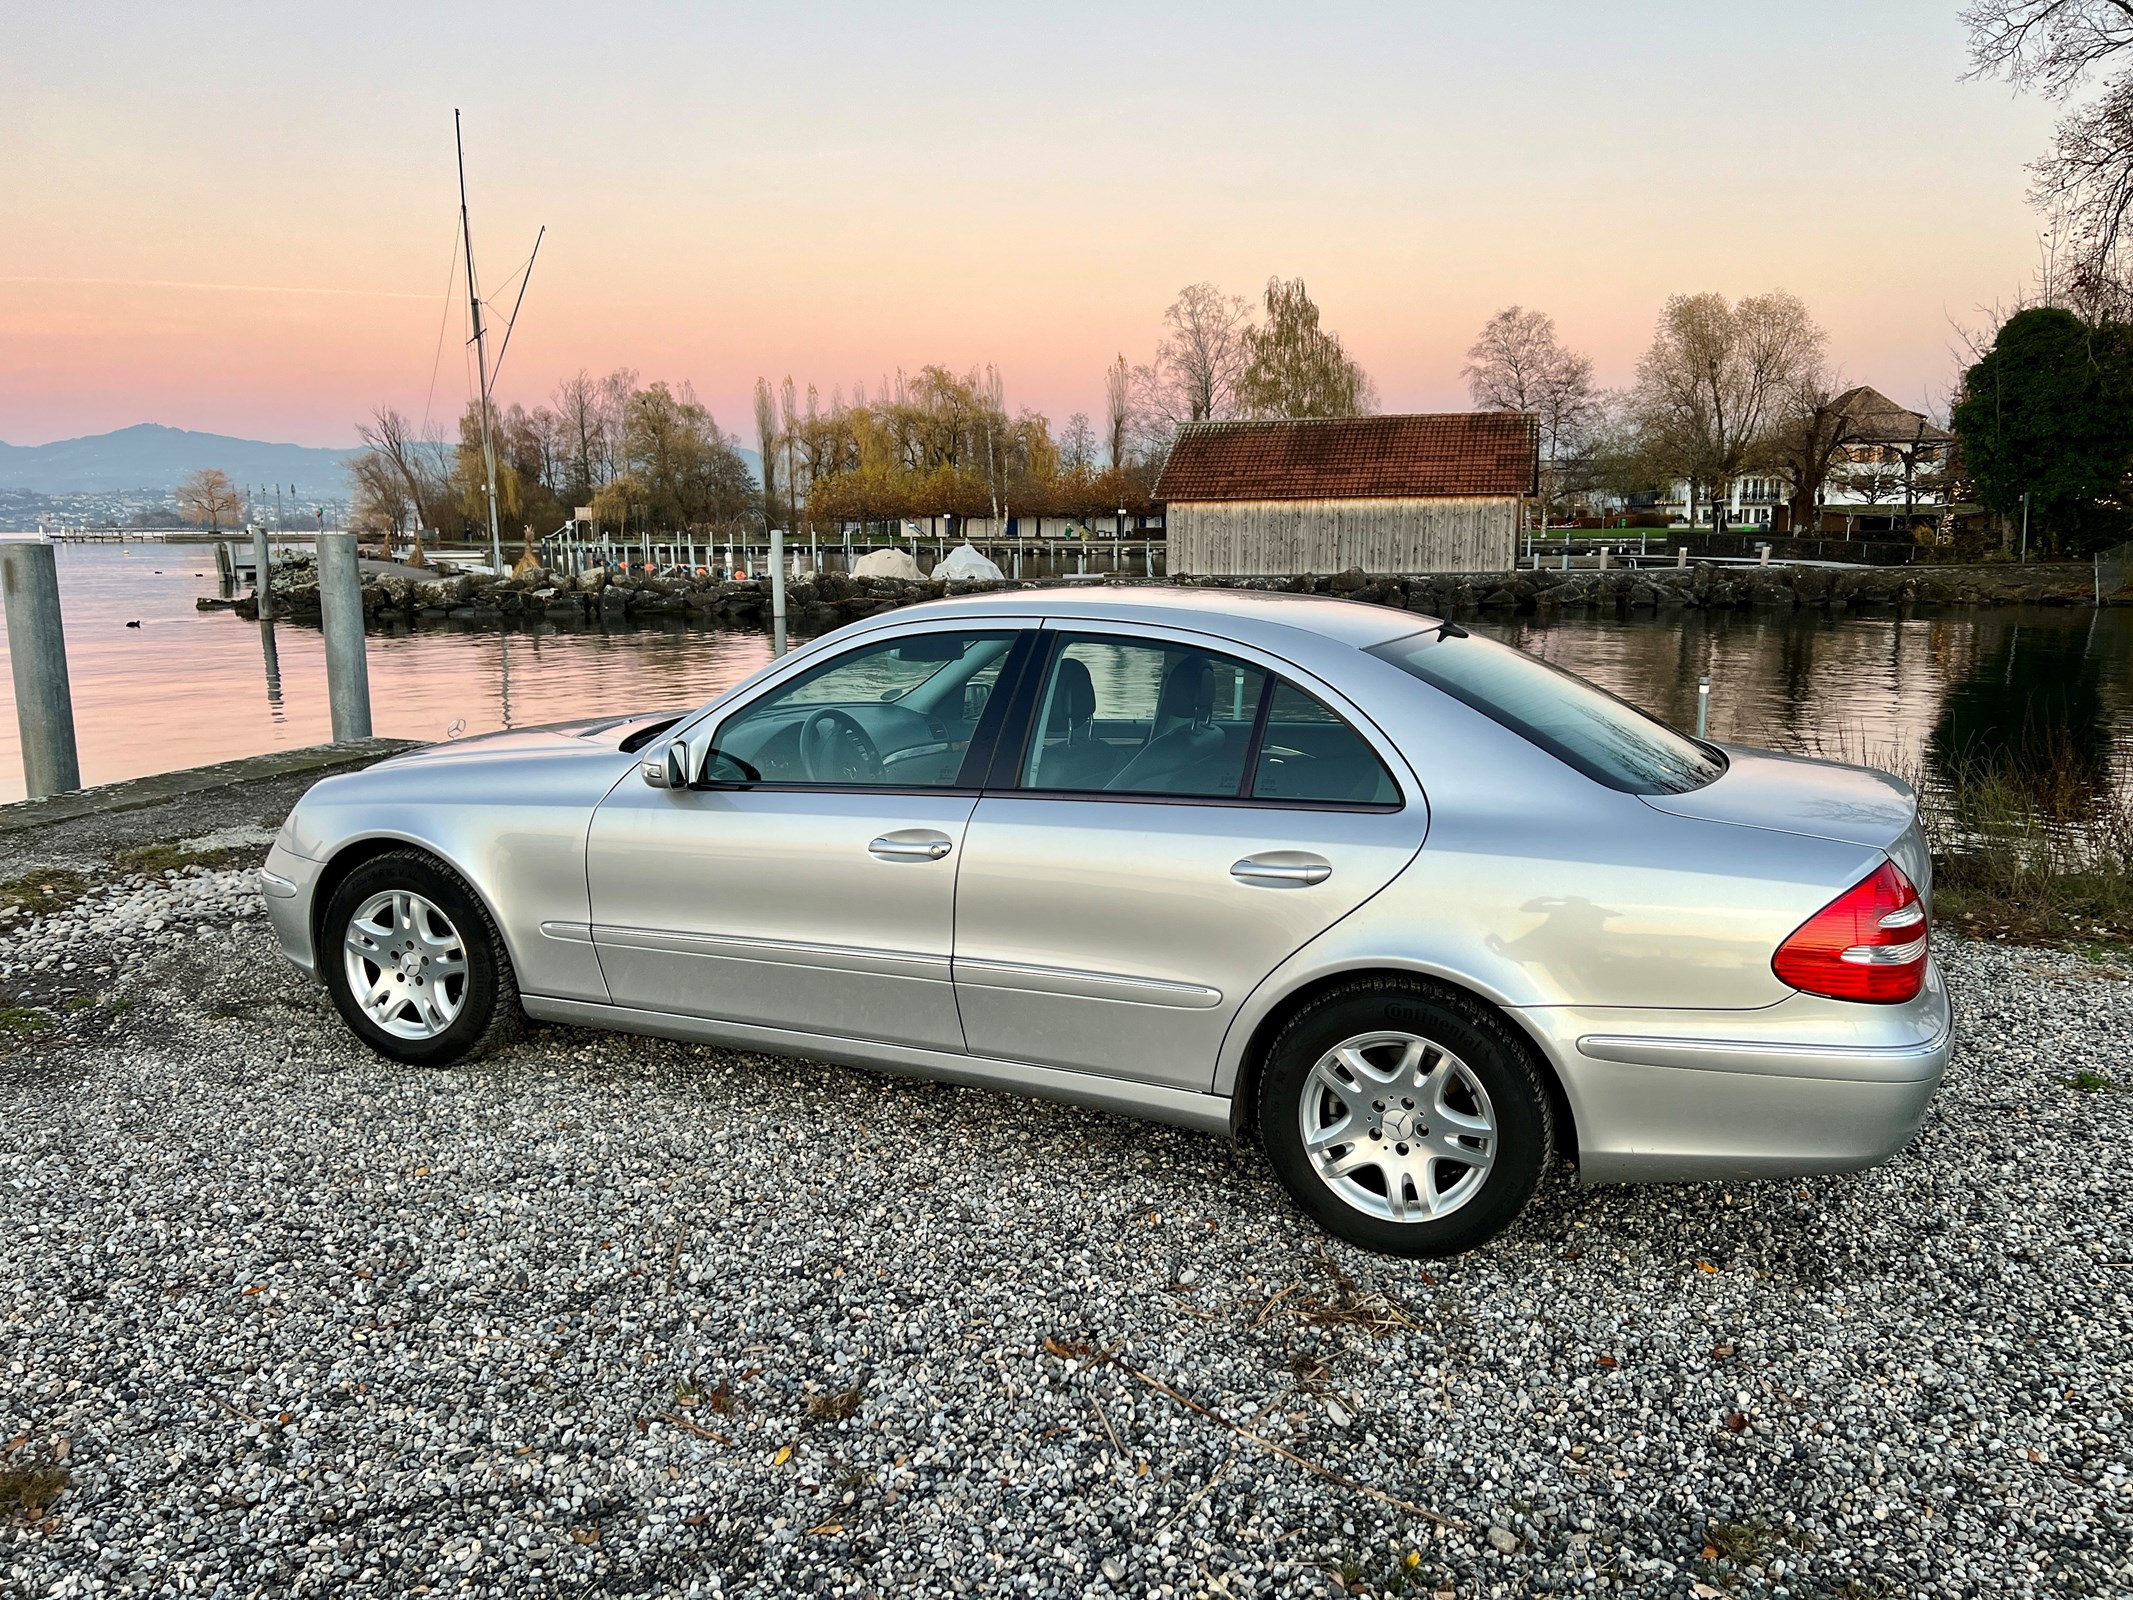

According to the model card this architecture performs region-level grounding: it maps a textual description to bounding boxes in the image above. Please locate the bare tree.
[1965,1,2133,289]
[1059,412,1098,473]
[1129,283,1254,454]
[1464,307,1599,529]
[753,377,780,532]
[176,467,245,532]
[1105,354,1132,468]
[552,370,609,504]
[354,406,451,542]
[1766,373,1857,534]
[1630,292,1828,532]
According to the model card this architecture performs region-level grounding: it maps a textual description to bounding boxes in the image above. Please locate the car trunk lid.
[1641,745,1931,899]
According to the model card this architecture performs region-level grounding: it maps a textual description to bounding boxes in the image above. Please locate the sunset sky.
[0,1,2062,450]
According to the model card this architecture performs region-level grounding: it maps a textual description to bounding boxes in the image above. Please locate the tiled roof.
[1831,386,1953,445]
[1153,413,1539,504]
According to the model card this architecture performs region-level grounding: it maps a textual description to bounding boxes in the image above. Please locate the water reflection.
[1928,616,2113,784]
[259,618,284,718]
[1491,607,2133,805]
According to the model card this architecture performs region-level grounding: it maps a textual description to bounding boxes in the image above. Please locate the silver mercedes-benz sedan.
[260,588,1948,1255]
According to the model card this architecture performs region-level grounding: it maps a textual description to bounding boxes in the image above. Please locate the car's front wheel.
[320,850,522,1066]
[1258,979,1553,1256]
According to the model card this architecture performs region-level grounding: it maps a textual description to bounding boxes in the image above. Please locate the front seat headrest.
[1048,655,1098,734]
[1155,654,1216,727]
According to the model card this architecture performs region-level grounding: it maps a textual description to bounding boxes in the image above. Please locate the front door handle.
[870,830,954,862]
[1231,855,1332,887]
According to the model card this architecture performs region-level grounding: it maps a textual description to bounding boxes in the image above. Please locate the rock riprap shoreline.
[210,556,2116,632]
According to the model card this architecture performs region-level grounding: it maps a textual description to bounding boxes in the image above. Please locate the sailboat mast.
[456,109,504,574]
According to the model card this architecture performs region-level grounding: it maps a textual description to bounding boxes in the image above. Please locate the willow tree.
[1235,278,1375,419]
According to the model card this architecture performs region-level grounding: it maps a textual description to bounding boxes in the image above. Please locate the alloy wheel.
[1298,1030,1498,1222]
[342,889,469,1041]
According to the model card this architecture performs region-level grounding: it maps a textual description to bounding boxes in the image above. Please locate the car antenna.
[1427,619,1469,640]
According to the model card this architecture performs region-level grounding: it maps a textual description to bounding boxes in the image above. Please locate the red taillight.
[1772,860,1928,1004]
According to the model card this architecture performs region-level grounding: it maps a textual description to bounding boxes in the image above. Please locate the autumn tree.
[1463,306,1599,527]
[624,382,755,531]
[1629,291,1827,531]
[1236,278,1375,419]
[176,467,245,531]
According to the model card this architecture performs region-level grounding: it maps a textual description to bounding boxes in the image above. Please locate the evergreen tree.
[1952,306,2133,555]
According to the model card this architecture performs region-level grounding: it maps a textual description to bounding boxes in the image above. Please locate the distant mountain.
[0,423,764,496]
[0,424,357,497]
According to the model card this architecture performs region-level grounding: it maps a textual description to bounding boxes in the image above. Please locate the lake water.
[2,543,2129,804]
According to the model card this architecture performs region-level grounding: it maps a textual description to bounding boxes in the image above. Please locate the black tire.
[319,849,523,1067]
[1257,978,1553,1256]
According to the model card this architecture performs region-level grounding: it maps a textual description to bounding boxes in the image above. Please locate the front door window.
[713,630,1017,787]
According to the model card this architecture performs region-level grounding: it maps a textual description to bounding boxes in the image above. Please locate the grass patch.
[2064,1070,2118,1093]
[0,1465,70,1520]
[0,869,91,918]
[0,1007,53,1037]
[1922,738,2133,950]
[1705,1517,1776,1564]
[0,1459,69,1524]
[111,842,257,876]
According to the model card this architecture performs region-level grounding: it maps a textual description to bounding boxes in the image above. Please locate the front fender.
[273,744,636,1004]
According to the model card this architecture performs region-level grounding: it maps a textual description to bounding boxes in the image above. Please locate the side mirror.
[642,741,692,789]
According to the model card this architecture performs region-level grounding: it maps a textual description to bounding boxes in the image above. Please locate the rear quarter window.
[1368,631,1725,795]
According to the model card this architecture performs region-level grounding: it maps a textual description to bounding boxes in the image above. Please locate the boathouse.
[1155,413,1536,576]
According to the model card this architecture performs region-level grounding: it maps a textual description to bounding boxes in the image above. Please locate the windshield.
[1368,630,1725,795]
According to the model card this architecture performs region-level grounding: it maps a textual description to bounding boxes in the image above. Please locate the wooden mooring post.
[1,541,82,797]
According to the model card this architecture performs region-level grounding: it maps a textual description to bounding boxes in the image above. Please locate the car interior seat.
[1032,656,1125,790]
[1108,654,1229,793]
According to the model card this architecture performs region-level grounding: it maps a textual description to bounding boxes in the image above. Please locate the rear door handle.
[870,830,954,862]
[1231,855,1332,887]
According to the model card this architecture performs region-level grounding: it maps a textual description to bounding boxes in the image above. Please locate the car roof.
[865,583,1433,651]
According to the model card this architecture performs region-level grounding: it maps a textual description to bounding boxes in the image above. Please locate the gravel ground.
[1,849,2129,1598]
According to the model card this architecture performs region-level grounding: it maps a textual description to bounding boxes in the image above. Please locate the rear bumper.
[1519,961,1952,1184]
[261,840,325,977]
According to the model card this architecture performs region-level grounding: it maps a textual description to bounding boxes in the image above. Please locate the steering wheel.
[798,708,885,784]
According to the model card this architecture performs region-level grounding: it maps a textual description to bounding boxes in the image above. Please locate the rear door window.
[1020,636,1267,798]
[1011,634,1401,808]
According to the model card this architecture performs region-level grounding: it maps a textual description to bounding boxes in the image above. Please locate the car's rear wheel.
[1258,979,1552,1256]
[321,850,522,1066]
